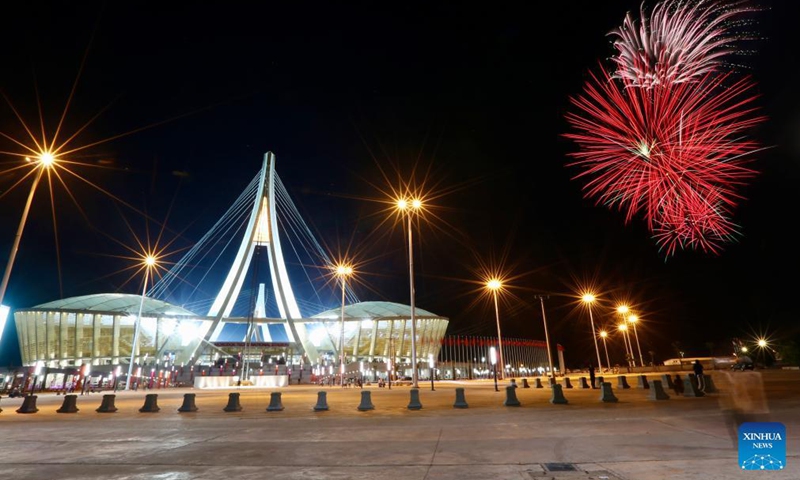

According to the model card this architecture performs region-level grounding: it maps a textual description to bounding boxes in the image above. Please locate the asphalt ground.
[0,369,797,480]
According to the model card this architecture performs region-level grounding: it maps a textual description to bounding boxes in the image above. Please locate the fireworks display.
[565,0,764,256]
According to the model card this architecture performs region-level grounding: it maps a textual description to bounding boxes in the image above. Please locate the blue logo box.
[739,422,786,471]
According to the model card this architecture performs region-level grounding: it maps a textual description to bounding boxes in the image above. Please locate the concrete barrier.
[139,394,160,413]
[661,374,675,390]
[504,385,521,406]
[600,382,618,403]
[56,394,79,413]
[314,391,329,411]
[96,394,118,413]
[267,392,285,411]
[534,378,543,388]
[178,393,198,412]
[407,388,423,410]
[703,374,718,393]
[223,392,242,412]
[357,391,374,411]
[617,376,631,389]
[16,395,39,414]
[637,375,650,389]
[563,377,573,389]
[521,378,530,388]
[578,377,590,389]
[682,376,704,397]
[453,387,468,408]
[648,380,670,400]
[550,384,568,404]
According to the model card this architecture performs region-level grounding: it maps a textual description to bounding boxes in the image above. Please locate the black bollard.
[56,394,79,413]
[637,375,650,389]
[534,378,543,388]
[599,382,618,403]
[96,394,118,413]
[178,393,199,412]
[648,380,670,401]
[504,385,521,406]
[139,393,160,412]
[223,392,242,412]
[407,388,422,410]
[521,378,530,388]
[578,377,590,389]
[617,376,631,389]
[267,392,284,411]
[357,390,374,411]
[703,374,719,393]
[314,391,329,411]
[550,384,568,404]
[683,376,704,397]
[453,387,468,408]
[661,374,675,390]
[597,375,604,386]
[16,395,39,414]
[563,377,573,389]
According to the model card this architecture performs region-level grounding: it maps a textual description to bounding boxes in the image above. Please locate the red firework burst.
[564,67,765,254]
[609,0,750,89]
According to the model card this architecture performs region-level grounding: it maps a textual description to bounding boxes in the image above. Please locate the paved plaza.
[0,370,797,480]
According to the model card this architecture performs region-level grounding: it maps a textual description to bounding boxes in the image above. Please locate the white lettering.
[743,433,782,441]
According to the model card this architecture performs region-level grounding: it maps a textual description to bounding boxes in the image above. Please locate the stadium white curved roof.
[27,293,198,317]
[312,301,444,319]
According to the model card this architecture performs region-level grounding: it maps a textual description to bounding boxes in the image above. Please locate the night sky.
[1,1,798,368]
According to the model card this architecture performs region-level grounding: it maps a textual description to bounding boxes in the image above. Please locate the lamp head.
[581,293,595,303]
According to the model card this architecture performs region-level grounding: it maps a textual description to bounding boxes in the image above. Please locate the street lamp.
[396,196,423,388]
[581,293,603,372]
[428,353,435,391]
[617,323,633,368]
[125,254,158,390]
[335,263,353,388]
[487,278,505,380]
[0,152,57,310]
[627,314,645,367]
[536,295,557,381]
[489,346,498,391]
[616,305,635,367]
[599,330,611,372]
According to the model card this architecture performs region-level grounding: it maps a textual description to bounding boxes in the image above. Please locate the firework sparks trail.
[565,66,764,225]
[609,0,750,89]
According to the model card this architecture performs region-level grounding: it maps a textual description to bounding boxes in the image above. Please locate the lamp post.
[0,153,55,310]
[617,323,634,368]
[125,255,157,390]
[627,314,645,367]
[397,197,423,388]
[489,346,498,391]
[487,279,505,380]
[581,293,603,372]
[335,264,353,388]
[428,353,435,391]
[616,305,635,367]
[536,295,557,381]
[599,330,611,372]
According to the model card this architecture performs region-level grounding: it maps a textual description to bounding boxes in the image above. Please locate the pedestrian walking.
[693,360,705,391]
[588,364,596,389]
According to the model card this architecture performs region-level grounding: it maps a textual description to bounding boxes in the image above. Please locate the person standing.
[588,364,596,389]
[693,360,705,391]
